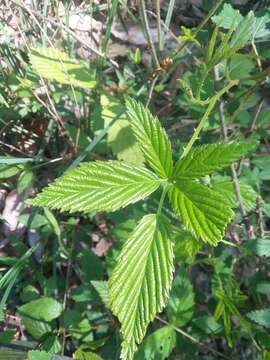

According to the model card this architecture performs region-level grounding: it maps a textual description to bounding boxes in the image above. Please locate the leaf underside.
[109,214,174,360]
[29,161,160,213]
[126,98,173,179]
[173,142,257,179]
[169,180,234,245]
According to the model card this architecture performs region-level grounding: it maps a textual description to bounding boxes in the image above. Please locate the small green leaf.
[167,268,195,327]
[135,326,176,360]
[109,214,174,359]
[253,13,270,39]
[18,297,62,340]
[30,47,96,88]
[230,12,255,49]
[29,161,161,213]
[247,308,270,328]
[126,98,173,178]
[212,176,258,212]
[245,239,270,257]
[174,142,257,179]
[0,156,33,164]
[17,169,33,194]
[256,282,270,294]
[212,3,243,29]
[169,181,234,245]
[28,350,53,360]
[102,94,144,165]
[75,348,103,360]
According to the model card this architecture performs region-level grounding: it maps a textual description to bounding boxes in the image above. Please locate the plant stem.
[138,0,160,68]
[157,185,168,216]
[160,0,176,49]
[180,79,238,160]
[214,66,251,239]
[156,0,162,52]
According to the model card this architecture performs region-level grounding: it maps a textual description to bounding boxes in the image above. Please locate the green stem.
[157,185,168,216]
[181,79,238,160]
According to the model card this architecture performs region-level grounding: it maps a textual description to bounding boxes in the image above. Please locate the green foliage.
[173,142,256,179]
[28,350,53,360]
[167,268,195,327]
[135,326,176,360]
[169,180,233,245]
[245,239,270,257]
[125,98,173,178]
[29,161,161,213]
[247,309,270,328]
[30,47,96,88]
[109,214,174,359]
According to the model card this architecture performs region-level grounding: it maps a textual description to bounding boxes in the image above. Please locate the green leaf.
[212,176,258,212]
[135,326,176,360]
[169,181,234,245]
[247,308,270,328]
[245,239,270,257]
[28,350,53,360]
[29,161,160,213]
[91,281,110,308]
[126,98,173,178]
[212,3,243,29]
[109,214,174,359]
[253,13,270,39]
[167,268,195,327]
[102,94,144,165]
[256,282,270,294]
[30,47,96,88]
[18,297,62,340]
[75,348,103,360]
[173,229,203,262]
[0,156,33,164]
[173,142,256,179]
[229,54,254,80]
[230,12,255,49]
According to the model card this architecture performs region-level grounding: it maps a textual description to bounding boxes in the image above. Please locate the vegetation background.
[0,0,270,359]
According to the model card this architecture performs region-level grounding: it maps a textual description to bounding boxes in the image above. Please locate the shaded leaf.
[167,268,195,327]
[245,239,270,257]
[247,308,270,328]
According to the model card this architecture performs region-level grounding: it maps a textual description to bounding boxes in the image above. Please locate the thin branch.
[214,65,251,239]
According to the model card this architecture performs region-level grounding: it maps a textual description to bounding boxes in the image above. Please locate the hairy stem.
[181,79,238,160]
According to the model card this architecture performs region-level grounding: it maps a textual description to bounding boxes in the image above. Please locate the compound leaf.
[173,142,256,179]
[30,47,96,88]
[126,98,173,179]
[109,214,174,359]
[212,3,243,29]
[29,161,160,213]
[169,180,234,245]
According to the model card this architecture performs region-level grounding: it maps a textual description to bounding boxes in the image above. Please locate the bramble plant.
[29,97,256,359]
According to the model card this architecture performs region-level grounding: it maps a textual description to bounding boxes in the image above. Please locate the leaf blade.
[109,214,174,359]
[126,98,173,178]
[174,142,257,179]
[169,180,234,245]
[29,161,161,213]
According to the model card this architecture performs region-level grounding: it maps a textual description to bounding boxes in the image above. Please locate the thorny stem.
[181,79,238,160]
[214,66,251,239]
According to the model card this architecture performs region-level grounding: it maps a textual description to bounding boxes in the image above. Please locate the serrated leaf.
[173,229,203,262]
[230,12,255,49]
[126,98,173,178]
[91,281,110,308]
[212,176,258,212]
[253,13,270,39]
[102,94,144,165]
[212,3,243,29]
[28,350,53,360]
[169,181,234,245]
[245,239,270,257]
[109,214,174,359]
[173,142,256,179]
[167,268,195,327]
[135,326,176,360]
[30,47,96,88]
[29,161,161,213]
[247,308,270,328]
